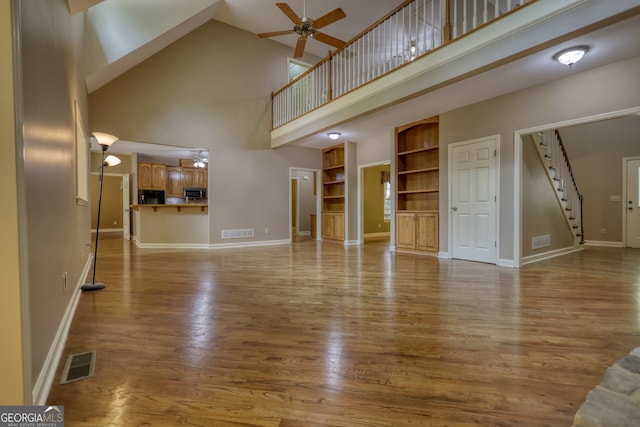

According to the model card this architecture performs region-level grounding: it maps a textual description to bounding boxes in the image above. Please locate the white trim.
[32,254,92,405]
[622,156,640,247]
[135,241,210,249]
[521,246,584,266]
[344,239,359,246]
[498,258,517,268]
[514,107,640,267]
[91,227,123,233]
[447,135,500,264]
[298,231,311,236]
[438,251,449,258]
[210,239,291,250]
[583,240,624,248]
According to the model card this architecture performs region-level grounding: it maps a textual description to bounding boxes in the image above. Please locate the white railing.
[272,0,535,129]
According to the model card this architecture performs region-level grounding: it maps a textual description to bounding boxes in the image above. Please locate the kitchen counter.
[132,203,208,212]
[132,203,209,248]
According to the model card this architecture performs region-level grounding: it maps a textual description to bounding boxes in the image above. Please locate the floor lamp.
[82,132,119,292]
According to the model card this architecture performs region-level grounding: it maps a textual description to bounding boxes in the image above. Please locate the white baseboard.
[91,228,123,233]
[297,231,311,236]
[344,239,359,246]
[583,240,623,248]
[521,245,584,265]
[32,253,93,405]
[209,239,291,250]
[498,258,517,268]
[135,241,209,249]
[438,251,450,258]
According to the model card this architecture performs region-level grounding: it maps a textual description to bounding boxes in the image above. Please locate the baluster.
[483,0,488,24]
[463,0,468,34]
[473,0,478,30]
[453,0,458,38]
[507,0,512,12]
[495,0,499,20]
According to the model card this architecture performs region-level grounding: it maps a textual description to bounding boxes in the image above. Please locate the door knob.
[452,206,458,212]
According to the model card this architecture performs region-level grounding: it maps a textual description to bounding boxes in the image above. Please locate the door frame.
[622,156,640,247]
[289,167,321,242]
[514,106,640,266]
[447,135,500,264]
[122,174,131,240]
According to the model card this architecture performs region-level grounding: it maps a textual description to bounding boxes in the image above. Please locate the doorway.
[290,168,320,242]
[448,136,499,263]
[624,157,640,248]
[359,163,391,243]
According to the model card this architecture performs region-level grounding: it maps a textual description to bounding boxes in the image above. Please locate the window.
[74,101,89,205]
[382,170,391,221]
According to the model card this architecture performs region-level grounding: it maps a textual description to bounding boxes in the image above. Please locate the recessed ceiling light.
[553,46,589,68]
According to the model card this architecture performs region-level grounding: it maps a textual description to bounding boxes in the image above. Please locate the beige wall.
[89,20,321,245]
[521,137,575,257]
[90,175,124,229]
[440,56,640,261]
[0,0,27,405]
[16,0,91,402]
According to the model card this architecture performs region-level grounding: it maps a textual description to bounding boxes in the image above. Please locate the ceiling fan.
[258,1,347,58]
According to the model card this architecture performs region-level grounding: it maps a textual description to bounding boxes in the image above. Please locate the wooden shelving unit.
[395,116,439,253]
[322,143,345,241]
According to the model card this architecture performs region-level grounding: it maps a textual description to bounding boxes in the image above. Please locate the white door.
[122,174,131,241]
[450,137,497,263]
[625,158,640,248]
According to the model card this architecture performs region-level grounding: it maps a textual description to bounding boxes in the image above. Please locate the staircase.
[533,130,584,244]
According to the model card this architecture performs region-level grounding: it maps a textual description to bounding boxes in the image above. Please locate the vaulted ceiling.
[73,0,404,93]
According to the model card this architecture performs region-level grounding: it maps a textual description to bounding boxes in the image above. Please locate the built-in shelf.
[395,116,439,253]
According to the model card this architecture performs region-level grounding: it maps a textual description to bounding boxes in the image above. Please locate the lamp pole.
[82,132,118,291]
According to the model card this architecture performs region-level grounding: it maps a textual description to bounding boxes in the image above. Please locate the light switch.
[610,195,622,202]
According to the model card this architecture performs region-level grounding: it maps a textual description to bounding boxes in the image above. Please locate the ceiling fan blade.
[258,30,294,38]
[293,37,307,58]
[314,32,347,49]
[276,2,302,25]
[313,7,346,29]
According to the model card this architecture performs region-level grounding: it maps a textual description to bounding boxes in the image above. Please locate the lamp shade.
[104,155,121,167]
[93,132,119,147]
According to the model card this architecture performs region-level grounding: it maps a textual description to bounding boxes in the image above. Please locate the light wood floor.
[48,236,640,426]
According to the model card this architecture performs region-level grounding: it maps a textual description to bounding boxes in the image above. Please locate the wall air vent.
[531,235,551,249]
[221,229,255,239]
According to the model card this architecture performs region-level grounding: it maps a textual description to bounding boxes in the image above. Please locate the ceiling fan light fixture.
[553,46,589,67]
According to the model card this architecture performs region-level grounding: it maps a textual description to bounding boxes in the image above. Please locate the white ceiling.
[83,0,640,156]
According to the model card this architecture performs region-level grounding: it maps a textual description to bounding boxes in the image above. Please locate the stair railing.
[539,130,584,243]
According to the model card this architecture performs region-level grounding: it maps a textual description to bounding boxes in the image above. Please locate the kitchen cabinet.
[138,162,166,191]
[166,166,183,197]
[395,116,439,253]
[182,167,208,188]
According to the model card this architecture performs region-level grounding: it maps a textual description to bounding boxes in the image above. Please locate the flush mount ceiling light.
[327,132,341,141]
[553,46,589,68]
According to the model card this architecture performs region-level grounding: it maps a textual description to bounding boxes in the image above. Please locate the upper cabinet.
[166,166,183,197]
[395,116,439,254]
[138,162,166,191]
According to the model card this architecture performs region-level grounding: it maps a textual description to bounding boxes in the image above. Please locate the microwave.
[184,187,206,199]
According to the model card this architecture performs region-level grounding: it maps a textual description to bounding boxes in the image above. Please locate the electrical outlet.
[265,227,269,234]
[113,221,117,225]
[600,228,606,234]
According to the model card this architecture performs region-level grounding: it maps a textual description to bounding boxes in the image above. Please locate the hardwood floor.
[48,236,640,426]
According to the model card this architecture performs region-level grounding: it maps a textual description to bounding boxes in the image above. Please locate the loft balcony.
[270,0,640,148]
